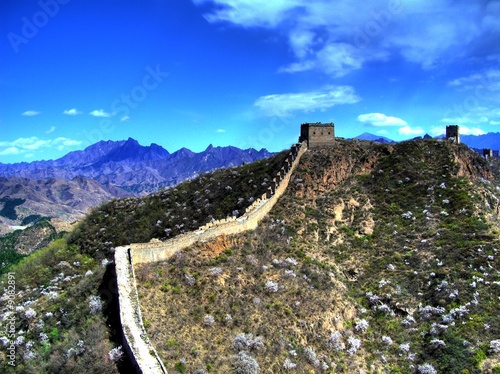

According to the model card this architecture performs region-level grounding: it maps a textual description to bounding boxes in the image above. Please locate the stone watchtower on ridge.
[298,122,335,148]
[446,125,460,144]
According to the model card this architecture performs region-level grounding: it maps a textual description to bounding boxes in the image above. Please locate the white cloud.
[46,126,56,134]
[448,69,500,91]
[89,109,112,118]
[490,120,500,125]
[458,126,486,136]
[120,115,130,122]
[254,85,360,117]
[357,112,407,127]
[289,29,316,59]
[192,0,302,28]
[280,42,366,77]
[194,0,500,74]
[0,137,82,157]
[398,126,424,136]
[216,129,226,133]
[22,110,40,116]
[440,106,500,126]
[430,126,445,137]
[63,108,82,115]
[0,147,21,156]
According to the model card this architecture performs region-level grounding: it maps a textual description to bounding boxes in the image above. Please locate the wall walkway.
[114,142,307,373]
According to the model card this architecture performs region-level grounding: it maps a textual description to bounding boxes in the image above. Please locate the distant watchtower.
[298,122,335,148]
[446,125,460,144]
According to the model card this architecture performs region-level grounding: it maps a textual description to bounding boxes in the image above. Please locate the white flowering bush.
[347,336,361,355]
[233,333,264,352]
[39,332,49,344]
[184,273,195,286]
[490,339,500,353]
[283,358,296,370]
[327,331,344,351]
[108,346,124,362]
[203,314,215,326]
[304,347,320,367]
[88,295,103,315]
[208,267,223,277]
[401,211,413,219]
[355,319,369,332]
[25,308,37,319]
[381,336,393,346]
[233,351,260,374]
[430,339,446,348]
[264,280,279,293]
[418,363,437,374]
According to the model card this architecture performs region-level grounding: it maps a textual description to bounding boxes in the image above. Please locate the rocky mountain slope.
[134,139,500,373]
[0,138,274,194]
[1,139,499,373]
[0,176,129,235]
[0,150,289,374]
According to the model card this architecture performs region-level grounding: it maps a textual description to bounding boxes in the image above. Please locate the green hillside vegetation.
[0,238,121,373]
[135,140,500,373]
[67,150,288,260]
[0,151,287,373]
[0,219,60,276]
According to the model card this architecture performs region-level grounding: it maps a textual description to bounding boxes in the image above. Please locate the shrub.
[233,333,265,352]
[233,351,260,374]
[418,363,437,374]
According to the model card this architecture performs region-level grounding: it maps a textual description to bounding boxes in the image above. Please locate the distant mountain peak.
[354,132,395,143]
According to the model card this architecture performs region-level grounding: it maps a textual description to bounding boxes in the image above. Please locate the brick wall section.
[114,142,307,372]
[115,247,167,374]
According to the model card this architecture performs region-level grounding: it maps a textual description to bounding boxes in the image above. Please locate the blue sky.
[1,0,500,163]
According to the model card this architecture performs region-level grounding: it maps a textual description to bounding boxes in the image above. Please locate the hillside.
[135,139,500,373]
[1,139,499,373]
[0,176,129,235]
[0,150,289,373]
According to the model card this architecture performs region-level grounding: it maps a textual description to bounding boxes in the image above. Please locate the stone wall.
[115,246,167,374]
[114,142,307,373]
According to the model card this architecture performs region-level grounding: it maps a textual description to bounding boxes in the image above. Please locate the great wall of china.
[114,141,308,373]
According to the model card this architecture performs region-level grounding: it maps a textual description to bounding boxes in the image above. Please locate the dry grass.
[137,140,500,373]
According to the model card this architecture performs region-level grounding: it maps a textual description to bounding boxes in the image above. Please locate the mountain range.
[0,138,273,194]
[0,139,273,231]
[1,132,499,231]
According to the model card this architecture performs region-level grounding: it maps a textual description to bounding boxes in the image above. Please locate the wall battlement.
[115,141,308,373]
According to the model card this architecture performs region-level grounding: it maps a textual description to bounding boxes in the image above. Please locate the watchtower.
[483,149,493,158]
[446,125,460,144]
[298,122,335,148]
